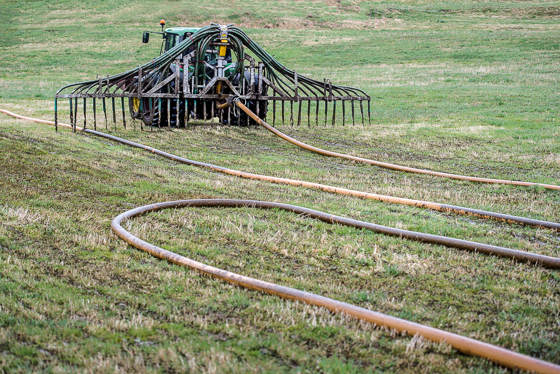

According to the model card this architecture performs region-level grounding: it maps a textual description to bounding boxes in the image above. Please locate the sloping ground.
[1,115,559,372]
[0,0,559,372]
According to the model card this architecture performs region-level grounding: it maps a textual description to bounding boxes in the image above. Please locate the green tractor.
[130,20,267,127]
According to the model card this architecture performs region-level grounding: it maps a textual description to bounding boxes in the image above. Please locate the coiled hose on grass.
[1,108,560,372]
[112,199,560,374]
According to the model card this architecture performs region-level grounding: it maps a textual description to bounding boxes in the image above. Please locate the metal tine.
[185,99,189,127]
[167,98,171,129]
[297,100,302,126]
[219,101,223,125]
[227,106,230,126]
[256,100,260,126]
[195,68,199,125]
[351,100,355,126]
[315,99,319,127]
[307,100,311,128]
[332,100,336,127]
[324,100,328,127]
[112,97,117,128]
[175,98,179,127]
[237,103,241,126]
[54,98,58,132]
[203,100,207,126]
[359,100,364,125]
[73,97,78,132]
[212,100,215,125]
[281,101,285,126]
[174,59,180,127]
[100,78,107,129]
[368,99,371,125]
[342,100,345,126]
[138,97,144,129]
[148,98,154,131]
[258,63,264,123]
[157,99,161,129]
[93,98,97,130]
[290,101,294,126]
[102,97,107,129]
[245,100,249,126]
[138,67,143,131]
[121,97,126,130]
[272,100,276,126]
[83,98,87,129]
[69,98,73,126]
[108,76,116,128]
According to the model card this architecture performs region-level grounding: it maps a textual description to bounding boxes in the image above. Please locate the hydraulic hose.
[235,101,560,191]
[2,108,560,268]
[111,199,560,374]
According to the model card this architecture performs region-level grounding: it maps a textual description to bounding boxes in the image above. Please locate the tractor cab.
[141,21,201,56]
[142,23,234,79]
[162,27,200,56]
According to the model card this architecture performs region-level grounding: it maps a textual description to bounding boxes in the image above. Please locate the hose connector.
[217,95,240,116]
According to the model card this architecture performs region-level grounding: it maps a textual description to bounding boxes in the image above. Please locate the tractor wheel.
[128,97,142,119]
[139,99,185,127]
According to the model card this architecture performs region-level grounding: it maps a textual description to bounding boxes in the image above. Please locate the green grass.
[0,0,559,372]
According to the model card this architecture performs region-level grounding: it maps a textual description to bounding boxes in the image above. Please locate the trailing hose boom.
[55,23,370,130]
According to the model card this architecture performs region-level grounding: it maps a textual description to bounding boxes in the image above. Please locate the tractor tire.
[140,98,185,128]
[128,97,142,119]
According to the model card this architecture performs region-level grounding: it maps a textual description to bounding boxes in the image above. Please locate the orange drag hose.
[235,102,560,191]
[4,109,560,371]
[111,199,560,374]
[2,108,560,251]
[5,109,558,231]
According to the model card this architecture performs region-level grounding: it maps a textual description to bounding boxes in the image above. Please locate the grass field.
[1,0,559,372]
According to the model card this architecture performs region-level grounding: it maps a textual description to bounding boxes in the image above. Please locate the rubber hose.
[1,108,560,268]
[3,109,560,370]
[111,199,560,374]
[235,101,560,191]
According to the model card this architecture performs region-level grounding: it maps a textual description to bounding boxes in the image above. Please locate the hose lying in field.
[1,108,560,267]
[112,199,560,374]
[9,108,560,232]
[233,101,560,191]
[3,109,560,372]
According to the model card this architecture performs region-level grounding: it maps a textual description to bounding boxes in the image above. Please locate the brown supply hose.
[2,108,560,251]
[234,101,560,191]
[111,199,560,374]
[3,109,560,370]
[3,109,559,231]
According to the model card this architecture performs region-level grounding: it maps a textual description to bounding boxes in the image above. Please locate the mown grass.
[0,0,559,372]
